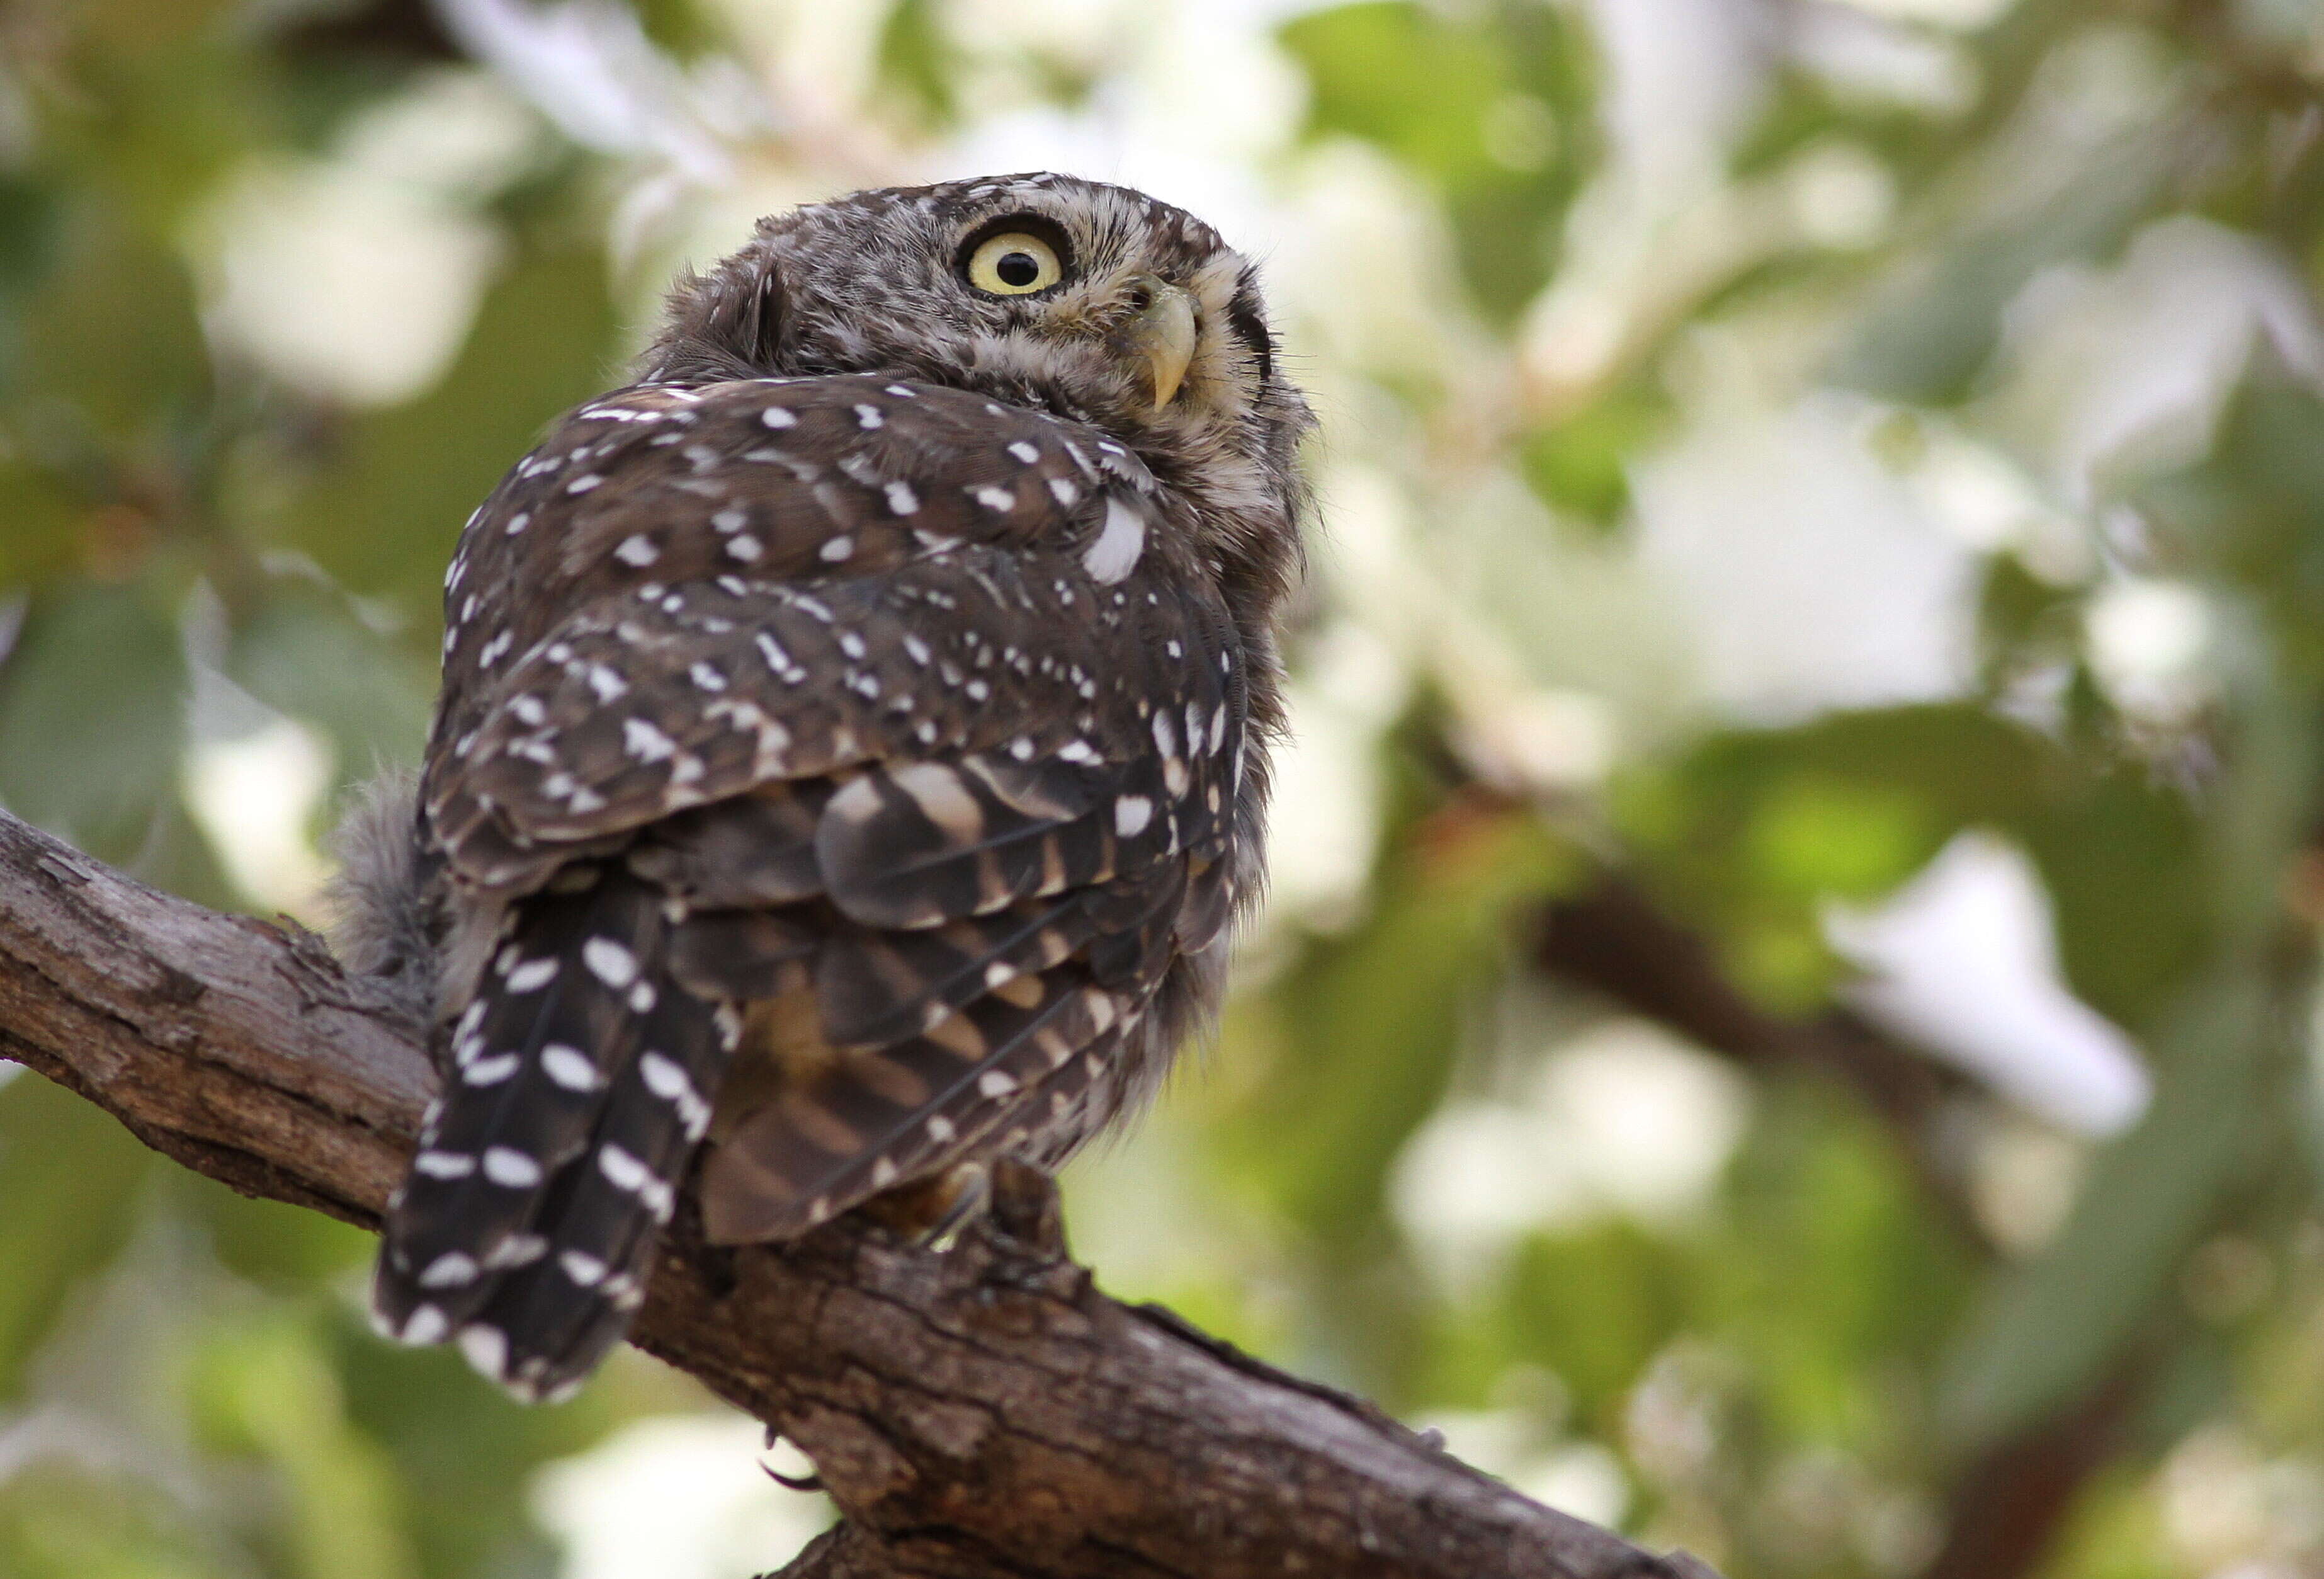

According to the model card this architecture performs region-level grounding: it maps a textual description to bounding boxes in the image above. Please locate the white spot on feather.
[623,717,676,761]
[1114,795,1153,836]
[506,957,559,993]
[421,1252,479,1288]
[487,1234,545,1269]
[483,1147,542,1187]
[458,1323,508,1378]
[463,1052,521,1085]
[1084,498,1145,584]
[640,1051,703,1114]
[598,1143,652,1194]
[541,1044,599,1091]
[584,937,638,987]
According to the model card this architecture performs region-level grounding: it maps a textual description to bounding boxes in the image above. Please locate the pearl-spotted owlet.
[332,174,1312,1401]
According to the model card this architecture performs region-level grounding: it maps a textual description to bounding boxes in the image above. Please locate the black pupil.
[995,251,1040,287]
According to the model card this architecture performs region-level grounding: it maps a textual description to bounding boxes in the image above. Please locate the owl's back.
[365,375,1266,1401]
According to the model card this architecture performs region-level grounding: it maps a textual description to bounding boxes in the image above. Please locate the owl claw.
[985,1157,1068,1260]
[761,1461,824,1493]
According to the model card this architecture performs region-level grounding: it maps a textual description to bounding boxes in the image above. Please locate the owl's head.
[644,174,1311,579]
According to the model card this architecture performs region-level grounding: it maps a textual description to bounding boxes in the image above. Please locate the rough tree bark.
[0,807,1722,1579]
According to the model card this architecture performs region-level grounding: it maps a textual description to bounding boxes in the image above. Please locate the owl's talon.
[761,1462,824,1493]
[856,1161,987,1243]
[985,1157,1068,1260]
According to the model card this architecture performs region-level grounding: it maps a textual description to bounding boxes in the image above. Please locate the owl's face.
[645,174,1310,583]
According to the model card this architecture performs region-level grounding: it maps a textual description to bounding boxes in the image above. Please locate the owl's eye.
[965,231,1063,296]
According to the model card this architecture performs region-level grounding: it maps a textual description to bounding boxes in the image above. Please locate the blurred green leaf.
[180,1170,373,1292]
[1281,1,1594,319]
[1283,3,1508,181]
[280,239,618,619]
[0,581,188,863]
[0,1457,216,1579]
[1616,705,2048,1010]
[876,0,961,134]
[0,1073,150,1399]
[337,1325,613,1579]
[12,200,208,447]
[2016,769,2204,1031]
[2142,379,2324,679]
[63,35,269,235]
[1237,806,1581,1241]
[1936,967,2276,1450]
[0,173,64,295]
[1832,134,2172,404]
[1517,382,1669,525]
[1745,777,1932,901]
[193,1314,419,1579]
[1691,1081,1972,1459]
[1499,1221,1688,1424]
[75,0,239,50]
[225,578,433,780]
[0,458,84,586]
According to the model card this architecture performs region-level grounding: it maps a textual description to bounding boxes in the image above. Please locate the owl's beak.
[1115,275,1198,409]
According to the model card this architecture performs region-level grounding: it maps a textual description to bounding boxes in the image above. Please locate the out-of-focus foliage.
[4,1,2324,1576]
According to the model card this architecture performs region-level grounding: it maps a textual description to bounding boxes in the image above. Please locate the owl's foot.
[855,1157,1070,1263]
[985,1157,1068,1261]
[856,1160,989,1244]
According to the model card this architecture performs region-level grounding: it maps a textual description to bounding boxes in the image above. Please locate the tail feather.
[372,865,730,1399]
[697,967,1132,1245]
[463,969,730,1399]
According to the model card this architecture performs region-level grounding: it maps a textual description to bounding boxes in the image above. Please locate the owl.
[331,173,1312,1402]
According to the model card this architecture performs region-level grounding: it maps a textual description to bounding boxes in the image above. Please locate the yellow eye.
[966,231,1063,295]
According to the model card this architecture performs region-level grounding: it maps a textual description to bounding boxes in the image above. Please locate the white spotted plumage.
[361,172,1309,1405]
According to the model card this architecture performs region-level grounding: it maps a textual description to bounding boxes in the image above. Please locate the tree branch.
[1917,1360,2140,1579]
[0,809,1716,1579]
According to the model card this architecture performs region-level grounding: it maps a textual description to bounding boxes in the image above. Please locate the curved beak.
[1114,275,1198,410]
